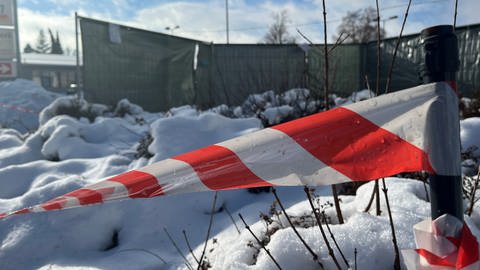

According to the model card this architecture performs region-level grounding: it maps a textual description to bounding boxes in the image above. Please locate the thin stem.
[354,248,357,270]
[238,213,283,270]
[381,179,400,270]
[272,188,324,269]
[164,228,193,270]
[304,186,343,269]
[454,0,458,29]
[223,204,241,234]
[364,181,378,213]
[197,191,218,270]
[467,170,480,216]
[322,0,329,109]
[296,28,314,45]
[385,0,412,94]
[117,248,167,264]
[322,211,349,267]
[182,230,199,264]
[375,180,381,216]
[423,177,430,202]
[328,32,351,54]
[375,0,381,96]
[331,185,344,224]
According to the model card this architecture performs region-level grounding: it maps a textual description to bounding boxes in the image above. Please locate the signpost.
[0,28,16,57]
[0,0,14,26]
[0,0,17,79]
[0,60,15,77]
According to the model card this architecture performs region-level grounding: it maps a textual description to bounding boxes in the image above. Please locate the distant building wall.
[17,54,80,93]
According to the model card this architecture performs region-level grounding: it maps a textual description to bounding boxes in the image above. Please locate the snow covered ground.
[0,79,479,269]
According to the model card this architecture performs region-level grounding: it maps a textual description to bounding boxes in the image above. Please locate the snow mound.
[149,112,261,162]
[461,117,480,156]
[0,79,61,133]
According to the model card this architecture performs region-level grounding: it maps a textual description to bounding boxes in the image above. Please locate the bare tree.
[334,7,386,43]
[263,10,296,44]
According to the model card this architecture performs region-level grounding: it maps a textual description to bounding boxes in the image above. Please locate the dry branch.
[385,0,412,94]
[197,191,218,270]
[304,186,342,269]
[164,228,194,270]
[238,213,283,270]
[381,179,400,270]
[272,188,325,269]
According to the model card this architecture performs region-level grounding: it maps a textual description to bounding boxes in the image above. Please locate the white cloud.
[16,0,480,54]
[18,8,76,52]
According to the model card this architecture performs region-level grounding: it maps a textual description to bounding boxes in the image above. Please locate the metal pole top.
[421,25,455,38]
[420,24,459,84]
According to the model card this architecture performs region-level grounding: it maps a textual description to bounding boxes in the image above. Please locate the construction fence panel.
[365,24,480,95]
[195,44,307,109]
[80,16,480,112]
[80,16,197,112]
[307,44,364,97]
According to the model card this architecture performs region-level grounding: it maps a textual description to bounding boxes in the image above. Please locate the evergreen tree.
[49,29,64,54]
[35,29,50,53]
[23,43,37,53]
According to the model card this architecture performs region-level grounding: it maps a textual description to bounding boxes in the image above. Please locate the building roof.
[21,53,82,66]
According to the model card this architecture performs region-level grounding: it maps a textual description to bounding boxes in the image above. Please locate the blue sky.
[16,0,480,52]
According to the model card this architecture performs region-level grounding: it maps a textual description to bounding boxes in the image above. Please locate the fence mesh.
[80,16,480,112]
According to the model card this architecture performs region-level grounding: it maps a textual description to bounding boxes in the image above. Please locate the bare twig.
[364,183,376,213]
[182,230,200,264]
[328,32,351,54]
[354,248,358,270]
[364,181,381,215]
[423,175,430,202]
[454,0,458,29]
[223,204,241,234]
[164,228,194,270]
[381,179,400,270]
[323,0,344,225]
[238,213,283,270]
[375,181,381,216]
[322,0,329,110]
[385,0,412,94]
[375,0,381,96]
[272,188,324,269]
[322,211,349,267]
[304,186,343,270]
[331,185,344,224]
[117,248,167,264]
[296,29,314,45]
[197,191,219,270]
[467,170,480,216]
[364,75,372,93]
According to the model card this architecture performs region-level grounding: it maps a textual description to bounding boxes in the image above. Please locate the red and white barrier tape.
[0,102,38,114]
[402,214,480,270]
[0,82,460,219]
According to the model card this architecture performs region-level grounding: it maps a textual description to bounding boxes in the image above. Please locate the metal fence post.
[420,25,463,221]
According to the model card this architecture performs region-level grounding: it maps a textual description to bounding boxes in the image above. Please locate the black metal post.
[420,25,463,221]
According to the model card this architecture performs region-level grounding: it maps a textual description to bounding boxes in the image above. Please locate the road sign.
[0,61,16,78]
[0,28,16,58]
[0,0,14,26]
